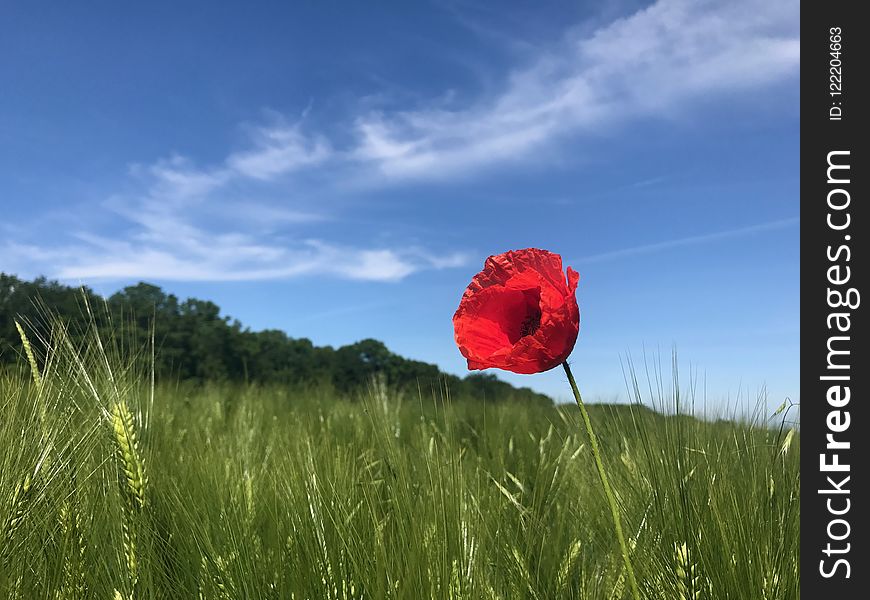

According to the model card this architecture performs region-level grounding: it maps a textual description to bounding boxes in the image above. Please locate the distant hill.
[0,273,551,404]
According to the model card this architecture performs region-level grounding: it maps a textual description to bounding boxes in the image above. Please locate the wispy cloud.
[2,0,797,283]
[349,0,798,180]
[119,0,796,189]
[3,222,467,283]
[227,124,332,180]
[572,217,799,264]
[2,120,467,283]
[52,240,458,283]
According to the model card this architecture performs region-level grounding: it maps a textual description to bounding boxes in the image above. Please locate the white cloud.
[3,0,797,282]
[140,155,230,198]
[48,234,458,283]
[351,0,798,179]
[227,125,332,180]
[3,121,466,283]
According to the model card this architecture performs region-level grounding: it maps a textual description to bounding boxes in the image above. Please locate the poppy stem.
[562,361,641,600]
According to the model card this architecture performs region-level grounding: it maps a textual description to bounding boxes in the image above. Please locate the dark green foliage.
[0,273,550,404]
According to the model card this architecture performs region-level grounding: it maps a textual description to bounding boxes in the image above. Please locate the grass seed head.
[111,399,147,510]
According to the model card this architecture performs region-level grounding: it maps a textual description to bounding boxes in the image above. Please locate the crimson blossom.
[453,248,580,375]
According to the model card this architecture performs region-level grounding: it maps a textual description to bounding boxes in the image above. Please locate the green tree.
[0,273,552,404]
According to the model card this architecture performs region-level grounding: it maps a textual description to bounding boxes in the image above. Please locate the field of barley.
[1,322,799,599]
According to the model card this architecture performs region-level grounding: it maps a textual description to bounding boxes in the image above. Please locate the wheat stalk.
[674,542,702,600]
[111,399,147,510]
[15,321,42,390]
[15,321,50,435]
[110,398,147,589]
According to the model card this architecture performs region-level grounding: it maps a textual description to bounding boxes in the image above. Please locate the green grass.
[1,321,799,599]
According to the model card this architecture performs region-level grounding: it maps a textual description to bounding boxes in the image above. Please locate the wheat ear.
[110,398,147,587]
[15,321,42,389]
[674,542,702,600]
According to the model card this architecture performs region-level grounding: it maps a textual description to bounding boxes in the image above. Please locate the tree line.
[0,273,551,404]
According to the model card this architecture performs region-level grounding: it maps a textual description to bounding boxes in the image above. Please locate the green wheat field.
[1,320,799,599]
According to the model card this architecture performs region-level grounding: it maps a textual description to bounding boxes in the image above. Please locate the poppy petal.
[453,248,580,375]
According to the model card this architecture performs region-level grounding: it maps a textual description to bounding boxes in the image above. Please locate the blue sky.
[1,0,799,407]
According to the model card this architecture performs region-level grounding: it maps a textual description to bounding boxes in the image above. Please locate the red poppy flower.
[453,248,580,374]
